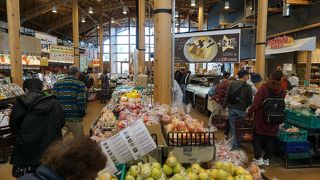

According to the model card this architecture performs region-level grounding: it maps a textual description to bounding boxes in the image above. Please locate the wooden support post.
[198,0,204,31]
[99,10,104,73]
[6,0,23,86]
[255,0,268,79]
[305,51,312,86]
[138,0,146,74]
[72,0,80,68]
[154,0,172,104]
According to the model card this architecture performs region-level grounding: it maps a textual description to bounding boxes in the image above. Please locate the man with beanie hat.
[10,78,65,178]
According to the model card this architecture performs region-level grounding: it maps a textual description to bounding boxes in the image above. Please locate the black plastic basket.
[235,119,253,143]
[0,125,16,163]
[211,115,228,131]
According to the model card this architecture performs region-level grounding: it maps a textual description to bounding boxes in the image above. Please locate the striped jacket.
[53,76,86,121]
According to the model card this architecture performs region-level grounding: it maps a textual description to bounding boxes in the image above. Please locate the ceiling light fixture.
[88,7,93,14]
[175,10,179,18]
[224,1,230,10]
[283,2,291,17]
[111,17,115,23]
[191,0,196,7]
[81,16,86,23]
[123,7,128,15]
[97,0,101,2]
[52,6,57,13]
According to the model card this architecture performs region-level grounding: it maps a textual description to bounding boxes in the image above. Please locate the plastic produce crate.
[278,141,310,153]
[287,152,311,160]
[115,164,126,180]
[285,110,320,129]
[277,129,307,142]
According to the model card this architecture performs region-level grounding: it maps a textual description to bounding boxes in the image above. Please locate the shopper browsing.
[18,137,107,180]
[288,73,299,87]
[100,69,110,103]
[53,65,86,138]
[10,78,65,178]
[247,73,263,96]
[208,72,230,127]
[248,70,286,166]
[223,70,252,149]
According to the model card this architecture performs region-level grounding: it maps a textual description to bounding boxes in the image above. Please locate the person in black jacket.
[10,78,65,178]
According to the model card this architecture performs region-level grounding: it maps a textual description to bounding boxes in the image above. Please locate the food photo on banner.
[175,29,241,63]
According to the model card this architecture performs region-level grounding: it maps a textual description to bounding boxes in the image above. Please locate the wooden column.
[198,0,204,31]
[305,51,312,85]
[138,0,146,74]
[6,0,23,86]
[154,0,172,104]
[72,0,80,67]
[99,11,104,73]
[255,0,268,79]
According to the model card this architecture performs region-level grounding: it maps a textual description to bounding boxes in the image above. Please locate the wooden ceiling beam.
[21,0,69,24]
[268,7,282,13]
[46,16,73,33]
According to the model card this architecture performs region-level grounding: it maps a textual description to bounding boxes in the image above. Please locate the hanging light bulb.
[52,5,57,13]
[123,7,128,15]
[283,2,291,17]
[191,0,196,7]
[88,7,93,14]
[97,25,100,29]
[81,16,86,23]
[97,0,101,1]
[224,1,230,10]
[111,17,115,23]
[175,10,179,18]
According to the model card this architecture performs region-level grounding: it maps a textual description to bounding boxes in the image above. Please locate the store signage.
[40,57,49,67]
[49,45,74,64]
[0,54,40,65]
[35,32,58,53]
[267,36,294,49]
[175,29,241,63]
[92,59,100,67]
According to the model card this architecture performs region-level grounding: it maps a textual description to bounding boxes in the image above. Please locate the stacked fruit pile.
[125,155,254,180]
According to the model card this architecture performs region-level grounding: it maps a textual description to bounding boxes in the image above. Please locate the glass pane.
[116,45,129,53]
[180,28,189,33]
[130,45,136,53]
[130,36,136,44]
[116,36,129,44]
[130,27,136,35]
[103,54,110,62]
[104,39,110,45]
[117,62,122,74]
[145,53,149,61]
[117,54,129,61]
[122,63,129,74]
[189,63,195,74]
[103,45,110,53]
[117,28,129,35]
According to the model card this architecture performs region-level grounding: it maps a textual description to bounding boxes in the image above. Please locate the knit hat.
[251,73,262,83]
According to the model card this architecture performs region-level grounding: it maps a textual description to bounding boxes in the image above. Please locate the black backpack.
[262,89,285,124]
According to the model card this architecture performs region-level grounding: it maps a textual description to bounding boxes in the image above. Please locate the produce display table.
[186,85,211,116]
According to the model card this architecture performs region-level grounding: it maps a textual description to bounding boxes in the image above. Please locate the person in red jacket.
[248,70,286,166]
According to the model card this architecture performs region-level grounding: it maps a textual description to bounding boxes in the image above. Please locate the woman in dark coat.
[100,69,109,103]
[248,70,286,166]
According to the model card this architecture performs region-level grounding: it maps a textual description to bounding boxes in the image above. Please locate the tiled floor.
[1,101,320,180]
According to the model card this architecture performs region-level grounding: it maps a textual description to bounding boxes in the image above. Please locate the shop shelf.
[278,141,310,153]
[115,164,126,180]
[285,110,320,129]
[277,128,307,142]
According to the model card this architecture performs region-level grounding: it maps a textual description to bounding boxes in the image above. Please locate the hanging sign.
[267,36,294,49]
[175,29,241,63]
[49,45,74,63]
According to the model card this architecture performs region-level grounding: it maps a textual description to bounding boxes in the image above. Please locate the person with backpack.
[223,70,252,149]
[247,70,286,166]
[10,78,65,178]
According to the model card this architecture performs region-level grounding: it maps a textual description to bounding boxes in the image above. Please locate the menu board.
[175,29,241,63]
[49,45,74,63]
[100,120,157,174]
